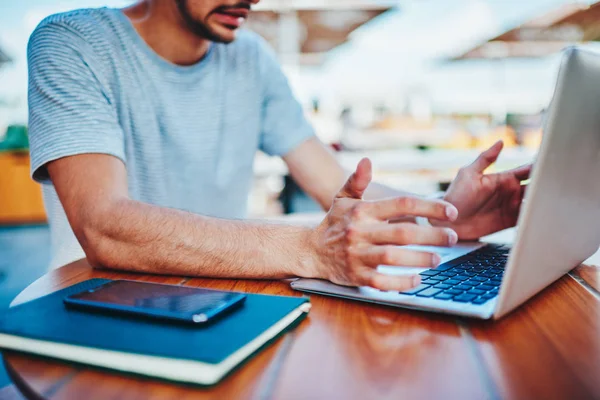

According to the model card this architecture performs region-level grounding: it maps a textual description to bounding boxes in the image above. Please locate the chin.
[212,29,237,43]
[216,34,236,44]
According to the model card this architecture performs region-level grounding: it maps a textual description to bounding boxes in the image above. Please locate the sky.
[0,0,596,124]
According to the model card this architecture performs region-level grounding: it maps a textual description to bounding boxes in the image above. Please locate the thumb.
[336,158,372,199]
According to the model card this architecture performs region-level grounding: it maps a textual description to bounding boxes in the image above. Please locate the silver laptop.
[292,47,600,319]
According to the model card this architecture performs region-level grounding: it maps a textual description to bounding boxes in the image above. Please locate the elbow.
[85,247,109,270]
[74,205,124,270]
[79,223,117,270]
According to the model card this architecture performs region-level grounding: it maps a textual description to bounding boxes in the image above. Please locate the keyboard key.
[455,284,471,291]
[434,293,455,300]
[480,272,495,278]
[454,275,470,281]
[482,293,497,299]
[422,279,439,285]
[478,284,495,291]
[463,280,481,287]
[416,288,443,298]
[472,276,488,282]
[400,284,431,295]
[469,289,486,295]
[490,279,502,286]
[453,293,477,302]
[444,289,463,295]
[433,263,454,272]
[420,270,440,277]
[472,297,490,305]
[434,283,451,289]
[429,275,449,281]
[440,271,457,277]
[446,279,461,285]
[464,271,478,277]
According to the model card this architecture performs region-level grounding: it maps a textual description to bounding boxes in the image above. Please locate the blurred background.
[1,0,600,388]
[3,0,600,221]
[2,1,600,276]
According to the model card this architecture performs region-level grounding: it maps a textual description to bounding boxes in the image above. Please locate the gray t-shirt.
[27,8,314,269]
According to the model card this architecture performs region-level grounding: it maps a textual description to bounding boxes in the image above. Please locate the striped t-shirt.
[27,8,315,270]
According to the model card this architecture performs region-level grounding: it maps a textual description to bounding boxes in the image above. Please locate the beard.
[175,0,232,43]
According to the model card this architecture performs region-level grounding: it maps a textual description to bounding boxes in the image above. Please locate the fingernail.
[445,228,458,246]
[446,205,458,220]
[412,275,421,287]
[432,253,442,266]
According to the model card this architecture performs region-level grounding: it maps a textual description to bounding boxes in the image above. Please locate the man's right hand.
[310,158,459,292]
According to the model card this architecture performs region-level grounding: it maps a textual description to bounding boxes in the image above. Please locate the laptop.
[292,47,600,319]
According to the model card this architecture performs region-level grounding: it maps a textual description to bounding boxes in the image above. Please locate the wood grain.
[572,264,600,294]
[4,259,600,399]
[6,346,282,400]
[271,295,490,400]
[468,275,600,399]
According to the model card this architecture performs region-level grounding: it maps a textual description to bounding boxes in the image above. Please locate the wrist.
[294,225,326,279]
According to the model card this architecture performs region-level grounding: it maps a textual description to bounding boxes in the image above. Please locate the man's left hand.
[439,141,531,240]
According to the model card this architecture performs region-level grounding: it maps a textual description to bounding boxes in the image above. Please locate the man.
[27,0,529,292]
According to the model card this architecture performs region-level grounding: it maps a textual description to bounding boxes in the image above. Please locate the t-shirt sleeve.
[27,22,125,183]
[256,37,315,157]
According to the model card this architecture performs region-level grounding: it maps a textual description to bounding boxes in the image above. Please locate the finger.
[366,196,458,222]
[357,269,422,292]
[359,245,443,268]
[482,164,531,189]
[469,140,503,173]
[520,183,528,202]
[508,164,532,181]
[336,158,372,200]
[360,223,458,247]
[505,185,526,226]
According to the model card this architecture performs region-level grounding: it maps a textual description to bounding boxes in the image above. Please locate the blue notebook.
[0,279,310,385]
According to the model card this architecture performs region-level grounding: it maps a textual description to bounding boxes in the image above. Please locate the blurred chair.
[278,175,321,214]
[0,125,46,225]
[0,125,29,152]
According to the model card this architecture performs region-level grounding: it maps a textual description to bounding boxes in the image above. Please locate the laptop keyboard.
[399,244,510,305]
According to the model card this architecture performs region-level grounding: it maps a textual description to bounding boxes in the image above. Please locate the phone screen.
[68,280,245,320]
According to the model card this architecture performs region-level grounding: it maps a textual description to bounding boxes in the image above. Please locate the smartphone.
[63,280,247,325]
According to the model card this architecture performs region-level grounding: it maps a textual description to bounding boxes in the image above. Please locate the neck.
[122,1,211,66]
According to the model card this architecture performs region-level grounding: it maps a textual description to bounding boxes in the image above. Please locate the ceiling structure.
[245,0,396,65]
[454,1,600,60]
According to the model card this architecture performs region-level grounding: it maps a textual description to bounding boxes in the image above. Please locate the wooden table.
[3,257,600,399]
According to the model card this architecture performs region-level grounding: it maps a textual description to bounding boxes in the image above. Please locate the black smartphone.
[63,280,246,325]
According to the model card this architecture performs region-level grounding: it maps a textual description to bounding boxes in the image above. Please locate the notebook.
[0,279,311,386]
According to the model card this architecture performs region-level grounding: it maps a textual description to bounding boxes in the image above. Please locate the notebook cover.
[0,279,309,365]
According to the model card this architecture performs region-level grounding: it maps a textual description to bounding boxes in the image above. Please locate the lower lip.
[213,12,245,28]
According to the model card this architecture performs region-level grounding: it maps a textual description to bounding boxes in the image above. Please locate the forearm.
[79,198,317,279]
[284,138,421,206]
